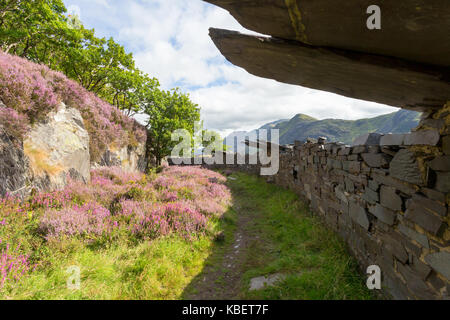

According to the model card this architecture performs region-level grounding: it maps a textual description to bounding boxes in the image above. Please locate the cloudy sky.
[64,0,399,136]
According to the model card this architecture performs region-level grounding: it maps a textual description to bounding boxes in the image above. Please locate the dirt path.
[183,173,374,300]
[184,182,266,300]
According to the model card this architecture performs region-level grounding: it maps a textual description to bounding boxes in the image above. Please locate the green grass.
[225,173,374,300]
[1,172,374,300]
[2,236,209,300]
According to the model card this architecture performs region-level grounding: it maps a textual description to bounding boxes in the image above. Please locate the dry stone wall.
[174,104,450,300]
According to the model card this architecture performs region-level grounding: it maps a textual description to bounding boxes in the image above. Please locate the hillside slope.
[225,110,421,149]
[0,51,147,196]
[0,51,146,162]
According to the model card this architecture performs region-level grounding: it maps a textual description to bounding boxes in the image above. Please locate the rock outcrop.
[205,0,450,67]
[23,103,91,192]
[95,143,147,173]
[0,126,30,198]
[205,1,450,110]
[1,101,147,198]
[208,28,450,111]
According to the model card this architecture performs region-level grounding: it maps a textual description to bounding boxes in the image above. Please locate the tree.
[102,70,159,117]
[0,0,77,63]
[144,88,201,166]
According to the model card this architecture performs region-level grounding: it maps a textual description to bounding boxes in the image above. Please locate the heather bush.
[0,51,146,161]
[131,202,208,240]
[0,242,35,289]
[39,202,112,240]
[0,107,30,141]
[0,166,231,290]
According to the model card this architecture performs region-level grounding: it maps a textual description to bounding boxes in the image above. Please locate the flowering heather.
[39,202,112,239]
[0,107,29,142]
[0,51,146,160]
[0,166,231,288]
[131,202,208,240]
[0,242,34,289]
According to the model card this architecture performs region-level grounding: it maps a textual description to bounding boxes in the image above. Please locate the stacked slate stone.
[173,103,449,300]
[272,106,450,300]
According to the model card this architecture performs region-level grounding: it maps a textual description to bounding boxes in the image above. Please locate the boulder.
[425,252,450,280]
[204,0,450,67]
[353,133,383,146]
[95,142,147,173]
[389,149,424,185]
[380,186,402,211]
[0,126,30,198]
[380,134,406,146]
[404,130,440,146]
[23,103,90,191]
[208,28,450,111]
[349,201,370,230]
[405,199,444,235]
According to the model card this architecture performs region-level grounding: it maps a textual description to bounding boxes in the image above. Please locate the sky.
[64,0,399,136]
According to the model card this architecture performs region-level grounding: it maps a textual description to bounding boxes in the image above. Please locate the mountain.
[225,110,421,150]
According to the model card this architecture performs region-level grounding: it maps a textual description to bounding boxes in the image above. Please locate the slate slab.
[389,149,424,185]
[352,133,383,146]
[425,252,450,280]
[380,134,406,146]
[404,130,440,146]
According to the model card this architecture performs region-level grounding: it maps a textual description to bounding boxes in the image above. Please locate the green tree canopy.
[1,1,205,169]
[144,88,201,166]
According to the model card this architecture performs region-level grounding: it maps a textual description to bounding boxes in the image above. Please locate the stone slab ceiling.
[205,0,450,110]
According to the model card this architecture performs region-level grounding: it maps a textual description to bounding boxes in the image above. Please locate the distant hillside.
[225,110,421,149]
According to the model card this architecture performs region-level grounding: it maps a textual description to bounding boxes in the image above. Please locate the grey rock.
[435,172,450,193]
[352,146,367,154]
[362,153,392,168]
[249,274,287,291]
[349,202,370,230]
[205,0,450,67]
[380,186,403,211]
[405,199,444,235]
[428,156,450,171]
[95,143,147,173]
[404,130,440,146]
[208,27,450,112]
[368,180,380,191]
[353,133,383,147]
[420,118,445,130]
[363,188,379,205]
[380,134,406,146]
[410,194,447,217]
[443,135,450,155]
[23,103,90,191]
[389,149,424,185]
[425,252,450,280]
[396,262,437,299]
[372,170,418,195]
[369,204,396,226]
[0,127,30,198]
[348,161,361,174]
[398,224,429,248]
[383,233,409,264]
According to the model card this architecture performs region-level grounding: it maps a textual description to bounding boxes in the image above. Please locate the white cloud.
[63,0,399,134]
[67,4,81,18]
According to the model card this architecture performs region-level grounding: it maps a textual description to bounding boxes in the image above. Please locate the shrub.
[39,202,111,239]
[0,166,231,288]
[0,51,146,161]
[0,107,29,141]
[0,242,34,289]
